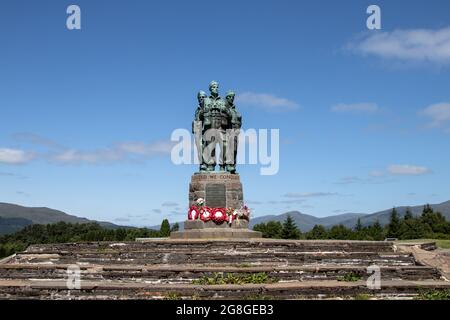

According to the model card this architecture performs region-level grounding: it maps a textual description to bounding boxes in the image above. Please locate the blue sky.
[1,0,450,227]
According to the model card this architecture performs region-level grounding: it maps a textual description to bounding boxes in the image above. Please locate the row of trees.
[2,205,449,258]
[253,205,450,241]
[0,219,178,258]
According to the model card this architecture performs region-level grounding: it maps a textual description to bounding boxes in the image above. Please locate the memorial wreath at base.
[188,198,250,225]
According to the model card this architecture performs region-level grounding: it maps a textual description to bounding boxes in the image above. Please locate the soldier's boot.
[226,165,236,174]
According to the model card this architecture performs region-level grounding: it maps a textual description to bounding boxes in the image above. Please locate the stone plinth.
[171,219,262,239]
[172,172,261,239]
[189,172,243,209]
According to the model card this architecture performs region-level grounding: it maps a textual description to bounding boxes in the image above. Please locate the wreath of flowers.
[188,199,251,225]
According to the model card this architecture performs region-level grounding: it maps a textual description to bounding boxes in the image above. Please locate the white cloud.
[387,164,431,176]
[161,202,178,207]
[51,140,174,164]
[284,192,339,198]
[347,27,450,65]
[369,170,385,178]
[53,148,122,164]
[117,141,175,155]
[420,102,450,130]
[0,148,34,164]
[331,103,379,114]
[236,92,299,111]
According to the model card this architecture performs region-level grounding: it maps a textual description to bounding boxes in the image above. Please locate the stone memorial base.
[170,172,262,239]
[170,219,262,239]
[189,172,243,208]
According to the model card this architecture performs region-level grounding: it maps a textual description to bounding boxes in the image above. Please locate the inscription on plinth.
[205,184,226,208]
[189,172,243,209]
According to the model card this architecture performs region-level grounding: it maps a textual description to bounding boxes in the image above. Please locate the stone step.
[0,279,448,300]
[24,239,395,254]
[0,264,441,282]
[10,251,416,266]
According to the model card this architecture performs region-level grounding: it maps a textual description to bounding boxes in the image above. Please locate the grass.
[396,239,450,249]
[163,292,182,300]
[417,289,450,300]
[192,272,277,285]
[336,272,362,282]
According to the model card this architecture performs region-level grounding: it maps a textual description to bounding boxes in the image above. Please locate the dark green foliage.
[387,208,401,238]
[0,221,162,258]
[355,218,363,232]
[281,215,301,239]
[327,224,353,240]
[253,203,450,241]
[170,222,180,232]
[337,272,362,282]
[160,219,171,237]
[417,289,450,300]
[306,225,328,240]
[253,221,283,238]
[192,272,276,285]
[404,208,413,221]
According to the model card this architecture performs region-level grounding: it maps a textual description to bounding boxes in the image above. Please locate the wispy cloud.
[50,140,174,164]
[246,200,263,205]
[52,148,122,164]
[0,148,35,164]
[236,92,300,112]
[161,202,179,207]
[420,102,450,132]
[284,192,339,198]
[335,176,363,185]
[3,133,175,165]
[0,171,27,179]
[13,133,64,150]
[152,209,162,214]
[347,27,450,65]
[331,103,379,114]
[387,164,431,176]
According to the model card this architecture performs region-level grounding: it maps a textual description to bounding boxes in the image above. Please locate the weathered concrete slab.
[0,240,447,300]
[170,228,262,239]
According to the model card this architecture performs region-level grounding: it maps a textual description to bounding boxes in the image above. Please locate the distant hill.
[249,211,366,232]
[0,203,120,235]
[249,201,450,232]
[338,200,450,228]
[0,217,33,235]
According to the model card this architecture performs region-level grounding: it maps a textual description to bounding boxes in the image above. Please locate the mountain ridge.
[0,202,120,235]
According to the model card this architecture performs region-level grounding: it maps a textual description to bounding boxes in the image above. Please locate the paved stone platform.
[0,239,449,299]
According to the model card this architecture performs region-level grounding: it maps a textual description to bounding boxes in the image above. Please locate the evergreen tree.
[328,224,353,240]
[367,220,384,241]
[387,208,401,238]
[170,222,180,232]
[355,218,363,232]
[306,225,328,239]
[115,228,127,241]
[265,221,283,238]
[160,219,171,237]
[404,208,413,221]
[281,215,301,239]
[420,205,447,234]
[253,221,283,239]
